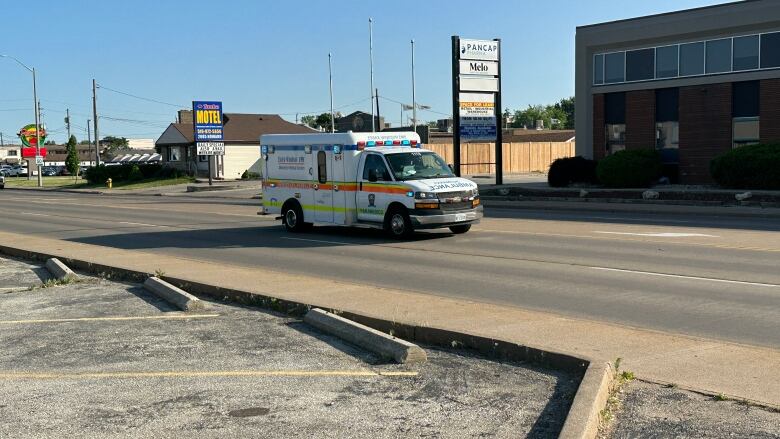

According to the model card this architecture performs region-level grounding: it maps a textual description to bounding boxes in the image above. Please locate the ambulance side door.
[356,153,392,223]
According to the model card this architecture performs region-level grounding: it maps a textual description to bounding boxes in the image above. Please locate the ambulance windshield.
[385,151,454,181]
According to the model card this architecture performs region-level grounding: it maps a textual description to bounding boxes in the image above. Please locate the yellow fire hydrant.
[106,178,112,189]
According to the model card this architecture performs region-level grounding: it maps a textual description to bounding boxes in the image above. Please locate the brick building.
[576,0,780,183]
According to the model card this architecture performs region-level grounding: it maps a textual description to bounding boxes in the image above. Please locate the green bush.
[596,149,662,188]
[241,170,262,180]
[128,165,143,181]
[83,164,169,184]
[710,144,780,189]
[548,156,598,187]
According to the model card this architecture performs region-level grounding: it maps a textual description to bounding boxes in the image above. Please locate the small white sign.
[197,142,225,156]
[460,76,499,92]
[35,156,44,166]
[460,60,498,76]
[459,93,495,116]
[459,39,499,61]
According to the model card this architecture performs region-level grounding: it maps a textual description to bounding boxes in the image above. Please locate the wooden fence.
[424,142,575,175]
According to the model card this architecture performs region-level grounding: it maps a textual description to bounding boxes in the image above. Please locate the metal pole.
[92,79,101,166]
[369,18,376,132]
[1,132,4,146]
[33,68,42,187]
[375,88,381,131]
[451,36,461,177]
[495,38,503,186]
[328,53,335,133]
[411,39,417,133]
[65,108,71,139]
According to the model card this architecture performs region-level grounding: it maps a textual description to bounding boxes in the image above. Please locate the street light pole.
[1,54,43,186]
[411,39,417,132]
[369,18,376,132]
[328,53,335,134]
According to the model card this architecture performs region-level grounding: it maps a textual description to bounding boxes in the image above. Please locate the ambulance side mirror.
[448,164,454,172]
[367,169,378,183]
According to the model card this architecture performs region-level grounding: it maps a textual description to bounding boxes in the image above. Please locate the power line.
[96,84,187,108]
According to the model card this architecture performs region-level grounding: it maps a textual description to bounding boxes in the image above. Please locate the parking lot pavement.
[0,257,50,293]
[607,380,780,439]
[0,257,577,438]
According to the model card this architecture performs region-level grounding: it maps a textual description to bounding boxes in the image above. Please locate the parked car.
[0,174,5,189]
[42,167,57,176]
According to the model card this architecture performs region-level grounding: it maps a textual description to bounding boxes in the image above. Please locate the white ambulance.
[261,132,482,238]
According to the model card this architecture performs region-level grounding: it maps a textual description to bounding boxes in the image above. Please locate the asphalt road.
[1,190,778,349]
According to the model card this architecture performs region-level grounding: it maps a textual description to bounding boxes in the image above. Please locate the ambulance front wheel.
[385,207,413,239]
[282,201,309,233]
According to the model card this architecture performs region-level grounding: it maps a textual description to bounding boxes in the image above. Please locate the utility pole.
[411,39,417,132]
[33,68,42,186]
[0,132,4,146]
[369,18,376,132]
[87,119,92,166]
[65,108,71,139]
[328,53,335,133]
[92,79,101,165]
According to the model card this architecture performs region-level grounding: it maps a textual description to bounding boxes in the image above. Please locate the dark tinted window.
[362,154,391,181]
[656,45,679,78]
[733,81,760,118]
[626,48,655,82]
[656,88,679,122]
[317,151,327,184]
[594,54,604,85]
[705,39,732,74]
[733,35,759,71]
[605,52,625,84]
[605,92,626,124]
[680,42,704,76]
[761,32,780,69]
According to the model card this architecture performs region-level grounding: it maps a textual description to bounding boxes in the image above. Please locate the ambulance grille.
[437,191,471,200]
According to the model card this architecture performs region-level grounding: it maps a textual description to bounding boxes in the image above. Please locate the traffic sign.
[35,156,44,166]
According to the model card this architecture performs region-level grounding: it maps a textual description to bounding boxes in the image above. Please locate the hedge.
[596,149,662,188]
[83,164,182,184]
[710,143,780,189]
[547,156,598,187]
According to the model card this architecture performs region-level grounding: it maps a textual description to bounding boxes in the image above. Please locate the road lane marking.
[590,267,780,288]
[594,231,719,238]
[281,236,353,245]
[119,221,160,227]
[0,370,419,380]
[0,314,220,325]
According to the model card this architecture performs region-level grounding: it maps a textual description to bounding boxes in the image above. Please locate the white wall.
[222,144,262,179]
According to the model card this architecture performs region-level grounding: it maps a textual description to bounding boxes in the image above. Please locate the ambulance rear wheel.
[449,224,472,234]
[282,202,306,233]
[385,207,413,239]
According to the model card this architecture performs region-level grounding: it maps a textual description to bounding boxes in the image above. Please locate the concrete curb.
[143,277,205,311]
[0,243,608,439]
[559,361,614,439]
[304,308,427,364]
[44,258,79,282]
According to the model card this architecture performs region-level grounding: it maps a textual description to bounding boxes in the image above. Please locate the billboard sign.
[196,142,225,156]
[459,60,498,76]
[18,124,46,148]
[459,39,499,61]
[192,101,224,142]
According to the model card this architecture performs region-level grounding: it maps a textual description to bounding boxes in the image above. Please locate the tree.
[65,135,80,178]
[101,136,129,154]
[300,115,317,127]
[509,97,575,130]
[554,97,575,129]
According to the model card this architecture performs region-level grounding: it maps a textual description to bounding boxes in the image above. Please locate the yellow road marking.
[0,314,220,325]
[0,370,419,380]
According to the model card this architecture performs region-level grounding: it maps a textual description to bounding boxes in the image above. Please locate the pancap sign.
[459,39,499,61]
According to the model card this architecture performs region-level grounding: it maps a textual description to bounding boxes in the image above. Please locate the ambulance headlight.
[414,191,438,200]
[472,188,479,197]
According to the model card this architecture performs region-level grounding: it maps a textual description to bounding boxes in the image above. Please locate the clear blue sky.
[1,0,732,144]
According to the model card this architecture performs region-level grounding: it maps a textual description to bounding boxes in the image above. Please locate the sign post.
[192,101,224,186]
[452,36,503,184]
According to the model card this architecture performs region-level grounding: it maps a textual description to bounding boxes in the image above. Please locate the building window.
[8,150,17,156]
[593,54,604,85]
[626,48,655,82]
[761,32,780,69]
[167,146,181,162]
[732,81,760,148]
[733,35,760,71]
[317,151,327,184]
[199,155,208,162]
[604,92,625,155]
[655,88,679,152]
[680,42,705,76]
[656,45,679,79]
[604,52,625,84]
[655,122,679,150]
[705,39,732,74]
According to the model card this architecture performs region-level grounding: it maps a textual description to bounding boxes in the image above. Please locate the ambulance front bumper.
[409,205,483,229]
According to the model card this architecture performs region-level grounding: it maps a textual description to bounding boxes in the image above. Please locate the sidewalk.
[3,180,263,200]
[1,230,777,409]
